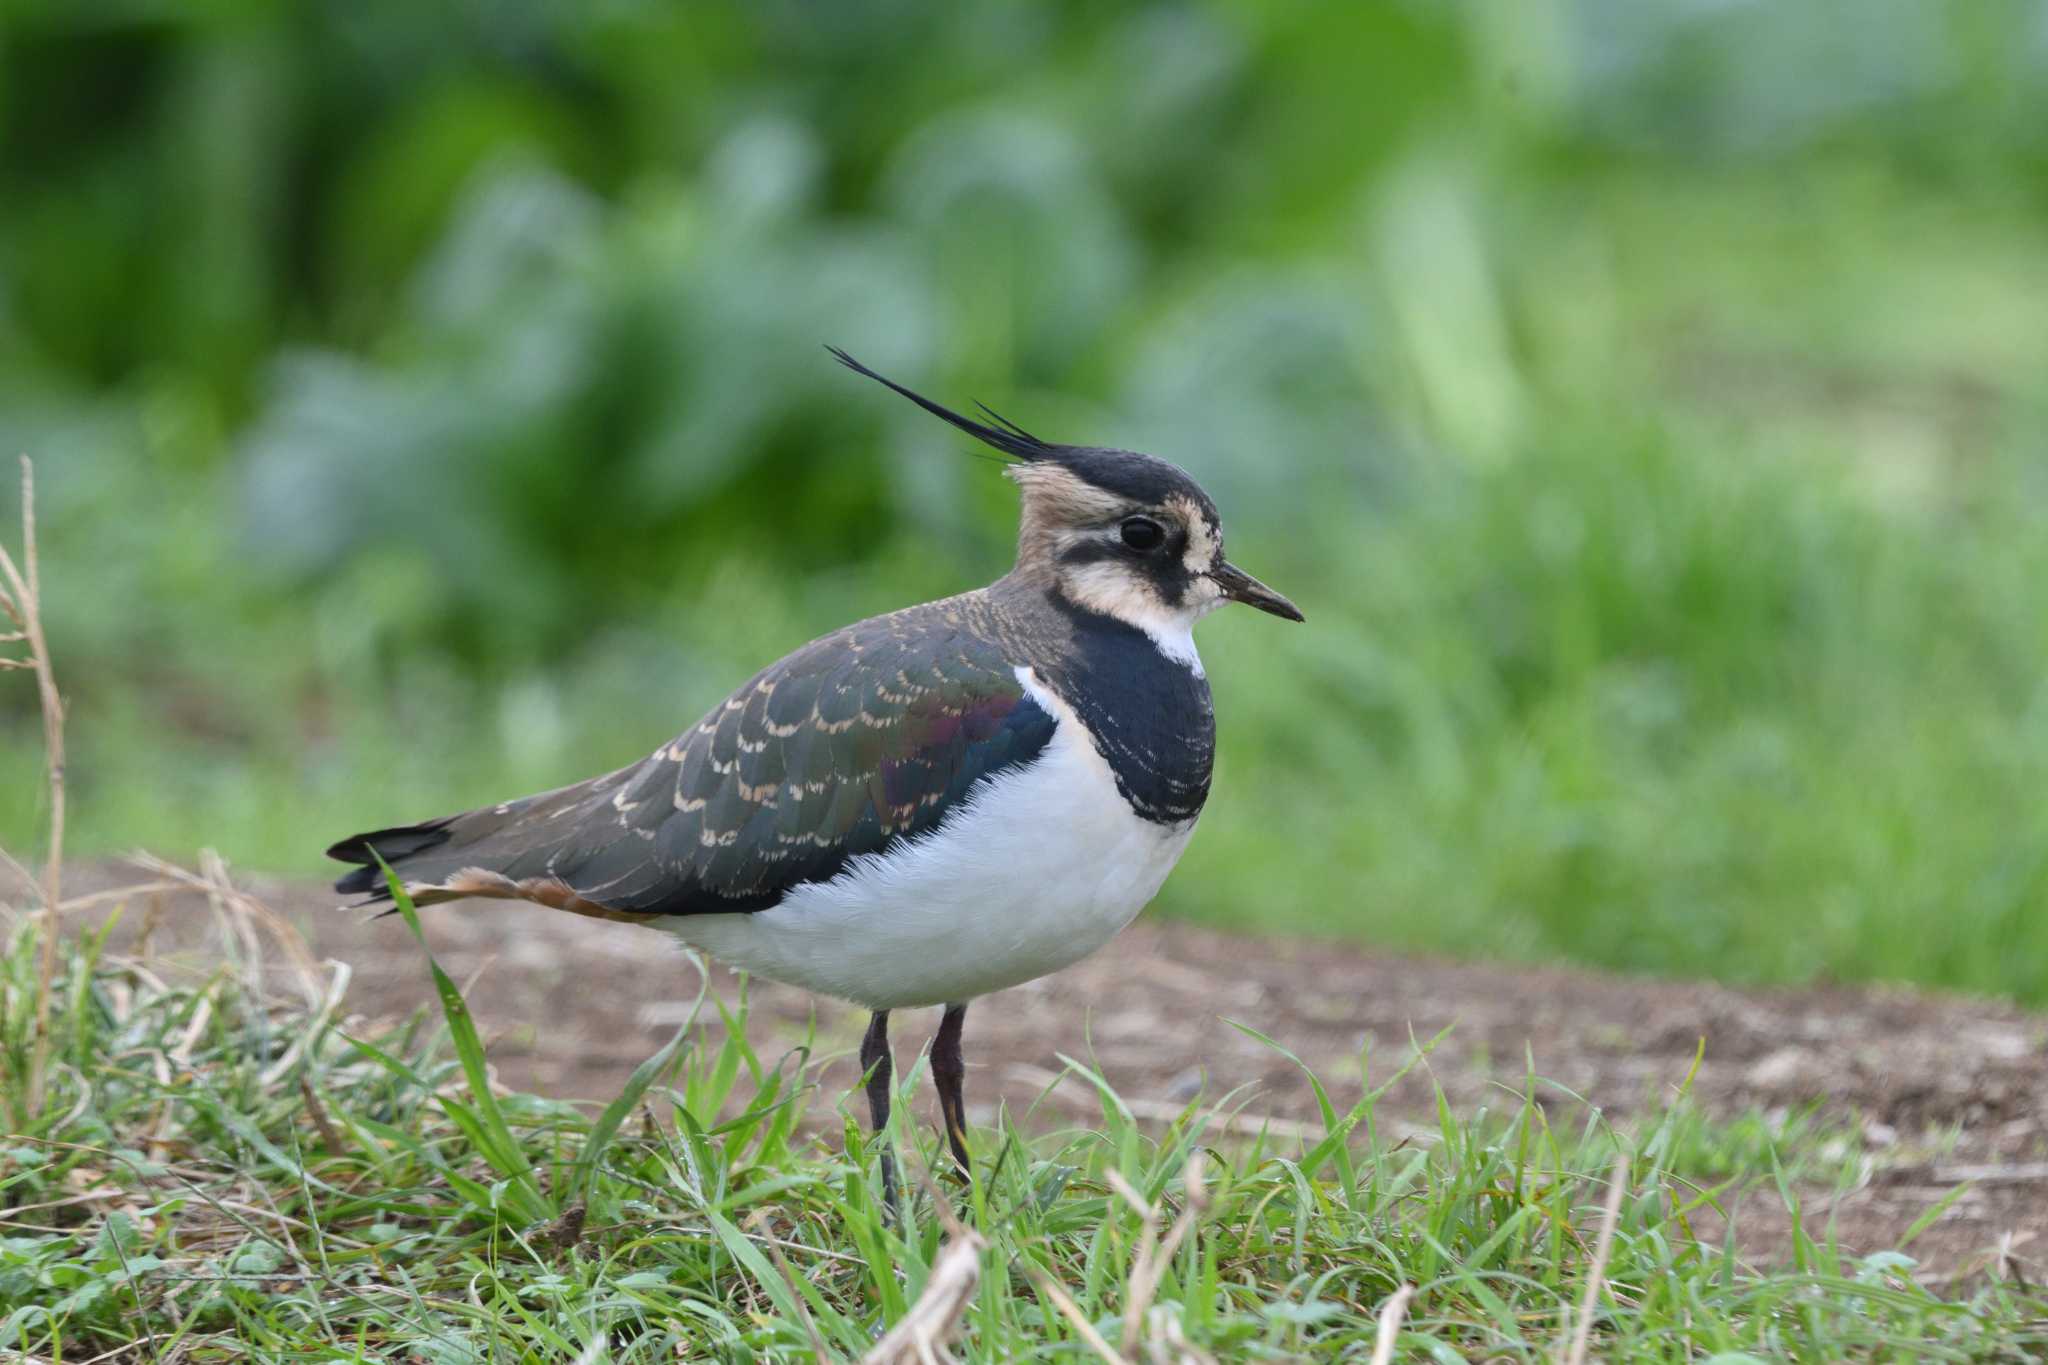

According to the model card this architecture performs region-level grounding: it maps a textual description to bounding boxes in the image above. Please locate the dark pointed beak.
[1212,560,1304,622]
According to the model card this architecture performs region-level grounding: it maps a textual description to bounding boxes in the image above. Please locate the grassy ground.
[3,883,2042,1362]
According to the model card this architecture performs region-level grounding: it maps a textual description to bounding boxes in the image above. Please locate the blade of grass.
[575,1017,693,1207]
[373,854,549,1222]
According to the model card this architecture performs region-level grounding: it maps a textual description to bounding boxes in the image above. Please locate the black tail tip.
[332,867,385,898]
[325,819,454,898]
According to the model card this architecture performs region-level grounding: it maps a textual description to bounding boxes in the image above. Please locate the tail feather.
[325,768,636,906]
[327,819,457,897]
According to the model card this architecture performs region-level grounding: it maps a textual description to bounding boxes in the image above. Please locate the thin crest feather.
[974,400,1042,444]
[826,346,1053,464]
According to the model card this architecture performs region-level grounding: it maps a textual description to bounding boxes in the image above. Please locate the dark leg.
[860,1010,898,1209]
[932,1002,972,1177]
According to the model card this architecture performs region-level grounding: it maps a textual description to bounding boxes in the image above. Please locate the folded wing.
[328,608,1056,917]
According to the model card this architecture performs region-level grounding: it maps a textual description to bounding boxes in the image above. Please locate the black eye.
[1119,516,1167,553]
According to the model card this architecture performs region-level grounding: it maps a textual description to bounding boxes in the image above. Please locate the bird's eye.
[1119,517,1167,553]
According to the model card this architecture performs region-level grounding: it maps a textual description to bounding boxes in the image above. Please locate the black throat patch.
[1036,595,1216,825]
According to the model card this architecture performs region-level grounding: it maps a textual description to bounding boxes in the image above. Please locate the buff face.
[1007,458,1300,649]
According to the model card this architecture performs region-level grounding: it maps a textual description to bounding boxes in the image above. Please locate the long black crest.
[827,346,1052,463]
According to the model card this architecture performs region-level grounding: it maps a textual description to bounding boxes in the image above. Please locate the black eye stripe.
[1056,540,1120,566]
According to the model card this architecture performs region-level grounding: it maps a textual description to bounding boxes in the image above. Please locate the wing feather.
[329,603,1057,916]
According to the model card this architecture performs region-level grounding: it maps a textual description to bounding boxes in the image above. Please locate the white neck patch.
[1138,616,1204,675]
[1057,560,1218,676]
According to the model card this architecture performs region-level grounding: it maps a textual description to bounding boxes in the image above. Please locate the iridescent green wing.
[534,608,1055,913]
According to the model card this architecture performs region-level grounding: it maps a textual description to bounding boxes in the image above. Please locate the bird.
[327,348,1302,1203]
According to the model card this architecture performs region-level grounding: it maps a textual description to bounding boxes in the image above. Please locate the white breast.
[655,668,1196,1009]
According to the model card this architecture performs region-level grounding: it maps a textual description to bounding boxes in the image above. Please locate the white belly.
[656,670,1197,1009]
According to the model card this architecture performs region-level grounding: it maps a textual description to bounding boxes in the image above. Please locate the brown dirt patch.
[61,865,2048,1283]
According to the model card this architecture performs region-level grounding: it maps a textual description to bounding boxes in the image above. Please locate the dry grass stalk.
[128,849,328,1011]
[1368,1283,1415,1365]
[1993,1228,2035,1290]
[1005,1153,1219,1365]
[0,458,62,905]
[1020,1261,1124,1365]
[749,1209,832,1364]
[0,457,69,1116]
[1140,1303,1216,1365]
[1562,1153,1630,1365]
[1006,1062,1439,1148]
[1105,1152,1211,1362]
[55,880,184,914]
[859,1162,992,1365]
[258,960,351,1088]
[861,1233,988,1365]
[134,886,167,962]
[0,841,38,914]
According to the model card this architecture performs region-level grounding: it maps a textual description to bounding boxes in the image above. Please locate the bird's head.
[830,348,1303,647]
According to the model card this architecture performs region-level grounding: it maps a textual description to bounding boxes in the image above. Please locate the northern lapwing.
[328,349,1302,1199]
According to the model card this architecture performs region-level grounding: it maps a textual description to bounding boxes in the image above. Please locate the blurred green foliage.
[3,2,2047,997]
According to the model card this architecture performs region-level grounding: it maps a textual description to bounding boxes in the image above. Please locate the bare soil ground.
[68,865,2048,1283]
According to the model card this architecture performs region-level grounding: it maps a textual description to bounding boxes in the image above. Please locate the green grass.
[3,890,2042,1362]
[1183,419,2048,1004]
